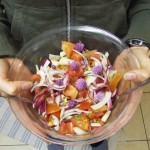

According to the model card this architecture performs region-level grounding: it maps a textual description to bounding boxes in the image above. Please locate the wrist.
[125,38,150,49]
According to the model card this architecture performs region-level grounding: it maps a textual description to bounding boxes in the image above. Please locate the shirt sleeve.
[0,2,17,57]
[123,0,150,43]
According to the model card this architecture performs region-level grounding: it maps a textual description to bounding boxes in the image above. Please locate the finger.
[124,69,149,82]
[0,79,33,96]
[0,90,9,98]
[130,47,150,74]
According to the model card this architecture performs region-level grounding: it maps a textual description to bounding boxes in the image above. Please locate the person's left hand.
[114,46,150,82]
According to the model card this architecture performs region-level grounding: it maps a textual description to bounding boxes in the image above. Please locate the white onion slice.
[60,112,80,122]
[91,123,101,127]
[101,110,111,122]
[91,91,112,110]
[51,115,60,131]
[55,95,61,105]
[60,107,65,118]
[73,127,88,135]
[90,57,101,66]
[64,108,90,115]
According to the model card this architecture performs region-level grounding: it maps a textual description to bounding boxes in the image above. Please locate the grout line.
[118,140,148,142]
[140,104,150,150]
[0,144,27,146]
[143,91,150,93]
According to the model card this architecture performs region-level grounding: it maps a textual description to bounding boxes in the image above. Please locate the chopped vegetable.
[31,41,122,135]
[63,84,78,99]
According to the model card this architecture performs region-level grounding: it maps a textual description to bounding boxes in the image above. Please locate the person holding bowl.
[0,0,150,150]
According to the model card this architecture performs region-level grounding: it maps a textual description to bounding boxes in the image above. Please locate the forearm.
[123,0,150,42]
[0,3,17,56]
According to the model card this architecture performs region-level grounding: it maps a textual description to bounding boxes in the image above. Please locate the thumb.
[0,79,33,96]
[124,69,149,82]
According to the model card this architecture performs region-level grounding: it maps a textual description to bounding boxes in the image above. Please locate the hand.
[0,58,33,97]
[114,46,150,82]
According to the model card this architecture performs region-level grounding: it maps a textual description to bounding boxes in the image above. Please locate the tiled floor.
[0,85,150,150]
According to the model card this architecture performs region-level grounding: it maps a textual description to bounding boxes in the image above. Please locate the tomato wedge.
[63,84,78,99]
[58,122,74,134]
[77,100,91,110]
[61,41,75,58]
[70,51,82,62]
[71,114,90,131]
[83,50,100,60]
[51,111,61,119]
[46,103,61,114]
[68,63,84,78]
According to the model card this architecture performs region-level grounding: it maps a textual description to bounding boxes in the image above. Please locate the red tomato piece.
[68,64,84,78]
[58,122,74,135]
[71,114,90,131]
[77,100,91,110]
[78,89,88,98]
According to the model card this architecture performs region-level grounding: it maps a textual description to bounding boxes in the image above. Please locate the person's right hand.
[0,58,33,97]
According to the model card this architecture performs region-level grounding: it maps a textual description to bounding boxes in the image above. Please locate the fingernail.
[124,73,136,80]
[21,82,33,90]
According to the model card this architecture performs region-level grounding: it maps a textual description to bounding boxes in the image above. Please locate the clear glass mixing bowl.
[8,26,142,145]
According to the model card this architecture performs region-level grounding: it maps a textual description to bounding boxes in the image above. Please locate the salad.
[31,41,122,135]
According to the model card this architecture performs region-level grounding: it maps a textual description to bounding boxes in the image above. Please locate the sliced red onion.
[88,88,94,100]
[107,99,113,110]
[112,88,117,97]
[64,108,90,115]
[73,49,88,66]
[90,57,101,66]
[33,93,45,108]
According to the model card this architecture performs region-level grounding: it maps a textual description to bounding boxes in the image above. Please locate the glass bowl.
[8,26,143,145]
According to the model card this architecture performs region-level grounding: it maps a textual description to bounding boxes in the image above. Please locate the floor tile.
[0,134,24,145]
[115,141,149,150]
[140,93,150,140]
[0,146,37,150]
[143,83,150,92]
[118,105,146,141]
[148,141,150,149]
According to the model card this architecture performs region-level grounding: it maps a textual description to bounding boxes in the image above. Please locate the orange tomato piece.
[31,74,41,83]
[70,51,82,62]
[63,84,78,99]
[109,72,122,93]
[77,100,91,110]
[51,111,61,119]
[46,103,61,114]
[71,114,90,131]
[83,50,100,60]
[58,122,74,135]
[61,41,75,58]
